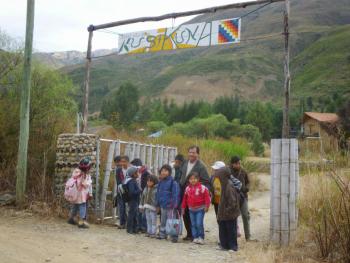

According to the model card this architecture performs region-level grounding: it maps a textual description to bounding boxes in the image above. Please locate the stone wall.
[55,133,99,196]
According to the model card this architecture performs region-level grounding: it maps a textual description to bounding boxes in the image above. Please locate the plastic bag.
[165,209,183,236]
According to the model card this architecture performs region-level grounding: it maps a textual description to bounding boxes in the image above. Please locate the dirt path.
[0,174,271,263]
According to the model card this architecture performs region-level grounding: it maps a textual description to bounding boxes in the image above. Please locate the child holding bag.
[181,171,211,245]
[156,164,181,243]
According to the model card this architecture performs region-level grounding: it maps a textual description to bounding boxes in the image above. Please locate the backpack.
[118,183,130,203]
[64,177,79,203]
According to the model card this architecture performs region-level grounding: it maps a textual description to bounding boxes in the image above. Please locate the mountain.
[59,0,350,111]
[33,49,116,69]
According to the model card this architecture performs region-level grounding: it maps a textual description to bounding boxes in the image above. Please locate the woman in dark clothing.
[216,167,241,251]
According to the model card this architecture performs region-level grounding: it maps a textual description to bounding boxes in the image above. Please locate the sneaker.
[67,218,77,225]
[78,221,89,229]
[149,234,157,238]
[116,224,126,229]
[171,238,178,243]
[182,236,193,241]
[145,233,150,237]
[197,238,204,245]
[156,235,166,240]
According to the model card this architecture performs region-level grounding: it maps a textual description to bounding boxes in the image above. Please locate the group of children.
[65,150,245,251]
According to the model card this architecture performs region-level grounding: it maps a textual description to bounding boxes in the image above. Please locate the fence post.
[140,144,146,165]
[154,145,159,176]
[147,145,153,172]
[100,141,115,220]
[95,139,101,216]
[270,138,299,246]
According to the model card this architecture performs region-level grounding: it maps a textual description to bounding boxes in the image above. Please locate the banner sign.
[118,17,241,55]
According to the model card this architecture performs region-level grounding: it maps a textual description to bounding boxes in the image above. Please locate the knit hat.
[126,166,138,177]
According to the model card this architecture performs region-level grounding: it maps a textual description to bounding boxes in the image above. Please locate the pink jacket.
[72,169,92,204]
[182,183,211,210]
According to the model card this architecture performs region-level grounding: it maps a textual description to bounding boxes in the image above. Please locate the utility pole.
[16,0,35,205]
[282,0,290,138]
[82,26,94,133]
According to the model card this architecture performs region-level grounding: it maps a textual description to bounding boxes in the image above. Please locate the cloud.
[0,0,247,52]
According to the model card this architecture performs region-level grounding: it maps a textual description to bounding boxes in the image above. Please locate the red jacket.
[182,183,211,210]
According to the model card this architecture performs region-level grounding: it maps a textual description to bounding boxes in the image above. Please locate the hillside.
[61,0,350,111]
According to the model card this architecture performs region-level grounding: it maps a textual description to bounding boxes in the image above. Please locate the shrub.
[146,121,167,133]
[299,171,350,262]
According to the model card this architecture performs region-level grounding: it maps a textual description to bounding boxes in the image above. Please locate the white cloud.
[0,0,250,52]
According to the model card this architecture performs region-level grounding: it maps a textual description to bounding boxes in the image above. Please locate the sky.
[0,0,250,52]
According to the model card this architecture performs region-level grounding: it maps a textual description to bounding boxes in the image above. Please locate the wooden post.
[140,145,146,165]
[147,145,153,172]
[82,26,94,133]
[95,139,100,215]
[16,0,35,205]
[282,0,290,138]
[154,145,159,176]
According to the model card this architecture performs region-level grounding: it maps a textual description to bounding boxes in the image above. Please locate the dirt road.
[0,174,271,263]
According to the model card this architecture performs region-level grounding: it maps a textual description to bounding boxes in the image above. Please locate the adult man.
[115,155,130,229]
[230,156,251,241]
[180,146,210,241]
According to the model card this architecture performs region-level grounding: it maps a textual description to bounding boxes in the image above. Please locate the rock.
[0,193,16,206]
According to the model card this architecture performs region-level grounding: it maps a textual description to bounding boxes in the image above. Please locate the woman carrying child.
[181,171,211,245]
[139,174,158,238]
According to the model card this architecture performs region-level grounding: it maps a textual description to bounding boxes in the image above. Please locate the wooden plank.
[115,140,121,157]
[140,144,146,165]
[289,139,297,241]
[270,139,282,244]
[280,139,290,246]
[135,143,141,159]
[95,139,101,215]
[147,145,153,172]
[100,141,116,220]
[154,145,160,176]
[164,147,169,164]
[159,145,164,167]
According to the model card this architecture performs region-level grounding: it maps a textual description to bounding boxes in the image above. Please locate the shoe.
[116,224,126,229]
[183,236,193,241]
[156,235,166,240]
[145,233,150,237]
[78,221,89,229]
[192,238,198,244]
[149,234,157,238]
[197,238,204,245]
[67,218,77,225]
[171,238,178,243]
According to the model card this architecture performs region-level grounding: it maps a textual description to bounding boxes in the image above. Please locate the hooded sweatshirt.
[181,182,211,211]
[217,167,241,221]
[125,167,141,203]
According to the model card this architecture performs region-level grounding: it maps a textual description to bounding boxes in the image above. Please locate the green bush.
[146,121,167,133]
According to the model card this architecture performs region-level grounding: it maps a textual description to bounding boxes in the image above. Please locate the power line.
[240,2,272,19]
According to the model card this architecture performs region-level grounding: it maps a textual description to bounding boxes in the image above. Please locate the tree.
[245,102,273,141]
[111,82,139,126]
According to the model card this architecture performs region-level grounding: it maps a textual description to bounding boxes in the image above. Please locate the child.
[66,157,92,229]
[139,174,159,238]
[181,171,211,245]
[156,164,180,243]
[216,167,241,251]
[125,166,142,234]
[115,155,130,229]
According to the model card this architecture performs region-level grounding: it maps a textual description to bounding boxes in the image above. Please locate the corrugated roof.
[303,112,339,123]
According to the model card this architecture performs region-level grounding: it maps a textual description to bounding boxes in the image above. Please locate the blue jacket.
[126,177,141,203]
[156,176,180,209]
